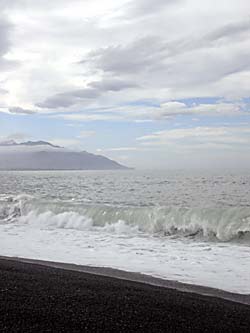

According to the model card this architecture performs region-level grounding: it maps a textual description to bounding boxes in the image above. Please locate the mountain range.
[0,141,129,170]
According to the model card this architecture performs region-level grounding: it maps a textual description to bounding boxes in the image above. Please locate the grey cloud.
[125,0,181,18]
[35,16,250,112]
[206,19,250,42]
[0,20,10,56]
[82,37,164,75]
[0,0,77,10]
[66,88,99,99]
[0,9,18,71]
[37,78,137,109]
[89,78,137,91]
[37,96,76,109]
[37,88,100,109]
[8,107,35,114]
[0,18,14,70]
[167,19,250,58]
[0,87,8,94]
[80,17,250,91]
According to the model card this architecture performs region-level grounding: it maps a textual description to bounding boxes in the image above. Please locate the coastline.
[1,255,250,306]
[1,256,250,332]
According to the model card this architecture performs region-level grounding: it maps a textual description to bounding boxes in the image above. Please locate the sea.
[0,170,250,294]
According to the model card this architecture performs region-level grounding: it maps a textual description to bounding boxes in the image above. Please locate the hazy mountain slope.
[0,141,129,170]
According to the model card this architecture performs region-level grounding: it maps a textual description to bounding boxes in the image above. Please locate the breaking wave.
[1,194,250,243]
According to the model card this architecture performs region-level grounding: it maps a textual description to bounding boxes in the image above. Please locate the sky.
[0,0,250,169]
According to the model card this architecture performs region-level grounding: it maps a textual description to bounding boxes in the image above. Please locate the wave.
[1,194,250,243]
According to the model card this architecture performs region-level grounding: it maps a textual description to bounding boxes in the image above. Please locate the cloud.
[0,87,8,94]
[37,88,100,109]
[0,0,79,10]
[89,78,137,91]
[37,78,138,109]
[49,138,82,149]
[0,132,30,142]
[0,0,249,168]
[205,18,250,42]
[0,19,10,56]
[1,0,249,116]
[78,17,250,102]
[77,130,96,138]
[81,36,163,75]
[0,106,36,115]
[5,132,30,141]
[137,126,250,148]
[97,147,138,152]
[50,100,246,123]
[124,0,182,18]
[54,113,123,122]
[8,106,35,115]
[153,101,242,119]
[0,17,16,71]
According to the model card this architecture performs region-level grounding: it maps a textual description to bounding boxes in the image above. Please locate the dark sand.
[0,257,250,332]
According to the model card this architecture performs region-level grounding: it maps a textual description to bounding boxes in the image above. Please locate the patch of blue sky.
[176,97,222,106]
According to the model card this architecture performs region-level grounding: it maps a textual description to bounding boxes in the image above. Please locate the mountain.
[0,141,129,170]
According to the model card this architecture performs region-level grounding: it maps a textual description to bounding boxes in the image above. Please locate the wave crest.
[1,195,250,242]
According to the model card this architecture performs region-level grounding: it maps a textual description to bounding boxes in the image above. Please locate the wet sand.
[0,257,250,332]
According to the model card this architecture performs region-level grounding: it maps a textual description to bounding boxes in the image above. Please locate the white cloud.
[137,126,250,148]
[77,130,96,138]
[0,0,249,114]
[97,147,138,152]
[49,138,82,149]
[1,0,250,169]
[54,113,123,122]
[154,102,242,118]
[51,100,246,123]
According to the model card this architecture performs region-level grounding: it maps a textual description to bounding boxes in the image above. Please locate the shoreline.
[1,256,250,332]
[1,255,250,305]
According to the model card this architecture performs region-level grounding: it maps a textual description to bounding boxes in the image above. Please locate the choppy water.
[0,170,250,293]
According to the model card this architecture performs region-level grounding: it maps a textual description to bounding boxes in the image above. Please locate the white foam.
[2,196,250,242]
[1,221,250,294]
[1,194,250,294]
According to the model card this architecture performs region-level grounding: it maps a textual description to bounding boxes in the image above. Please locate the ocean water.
[0,170,250,294]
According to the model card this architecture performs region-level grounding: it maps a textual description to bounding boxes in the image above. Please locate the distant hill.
[0,141,129,170]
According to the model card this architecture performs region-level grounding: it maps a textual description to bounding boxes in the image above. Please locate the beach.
[1,257,250,332]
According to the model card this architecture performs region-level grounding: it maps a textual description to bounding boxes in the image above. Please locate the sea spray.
[1,194,250,242]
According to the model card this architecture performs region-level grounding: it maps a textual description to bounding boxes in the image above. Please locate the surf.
[1,194,250,243]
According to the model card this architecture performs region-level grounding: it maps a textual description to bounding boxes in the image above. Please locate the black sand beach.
[1,258,250,332]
